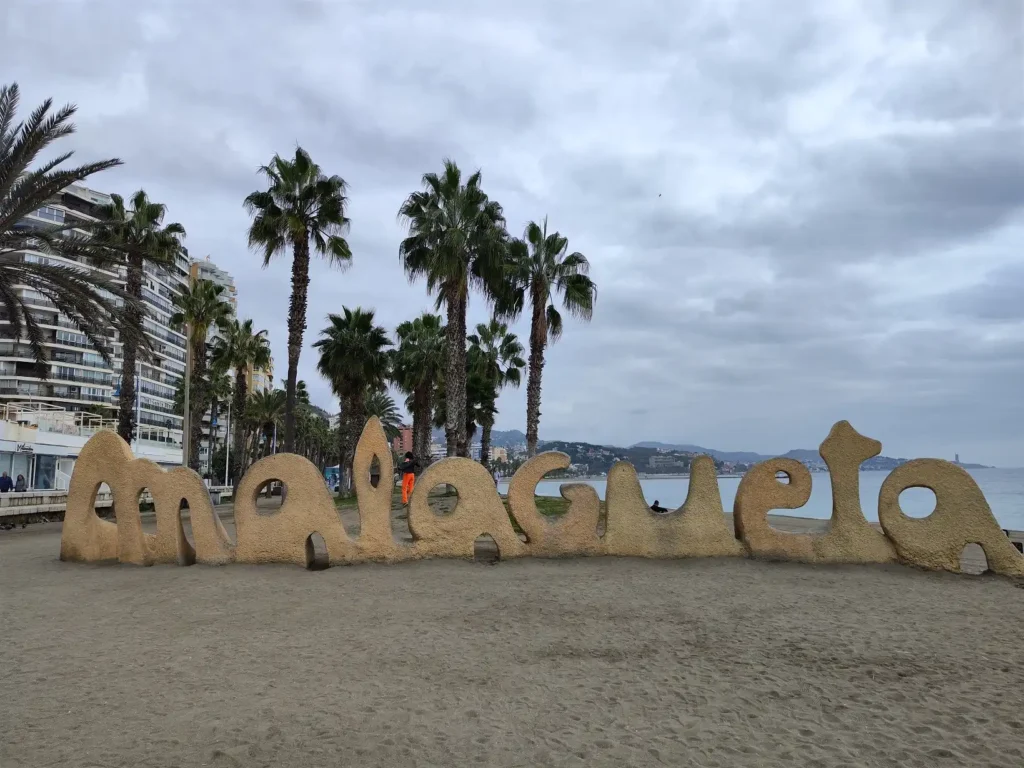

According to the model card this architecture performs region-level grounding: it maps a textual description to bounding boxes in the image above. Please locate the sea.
[498,467,1024,531]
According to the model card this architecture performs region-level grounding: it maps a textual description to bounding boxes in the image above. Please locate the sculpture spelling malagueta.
[58,418,1024,577]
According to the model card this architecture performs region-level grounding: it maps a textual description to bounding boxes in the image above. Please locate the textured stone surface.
[605,455,745,558]
[507,452,603,556]
[234,453,353,567]
[351,416,402,561]
[60,430,231,566]
[815,421,898,564]
[735,421,897,564]
[879,459,1024,576]
[60,430,122,563]
[59,421,1020,579]
[734,458,814,560]
[407,457,525,560]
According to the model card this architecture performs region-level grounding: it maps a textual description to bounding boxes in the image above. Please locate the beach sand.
[2,516,1023,767]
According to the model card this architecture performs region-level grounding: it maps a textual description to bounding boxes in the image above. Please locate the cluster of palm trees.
[0,83,321,483]
[313,306,524,491]
[1,82,599,488]
[251,152,598,483]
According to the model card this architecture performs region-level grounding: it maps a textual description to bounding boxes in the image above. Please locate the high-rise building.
[0,183,187,484]
[248,364,273,395]
[391,424,413,455]
[190,257,236,477]
[191,257,237,322]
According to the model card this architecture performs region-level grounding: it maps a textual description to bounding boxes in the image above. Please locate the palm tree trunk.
[117,254,144,444]
[525,298,546,457]
[480,414,493,470]
[344,394,366,492]
[231,369,247,488]
[413,385,431,469]
[284,235,311,453]
[188,336,205,474]
[445,291,468,457]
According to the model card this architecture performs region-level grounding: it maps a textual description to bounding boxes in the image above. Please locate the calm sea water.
[499,468,1024,531]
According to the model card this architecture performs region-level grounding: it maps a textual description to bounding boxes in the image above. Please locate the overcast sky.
[3,0,1023,464]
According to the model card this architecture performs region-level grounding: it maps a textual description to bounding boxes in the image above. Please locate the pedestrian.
[15,474,26,492]
[399,451,417,505]
[650,499,668,513]
[0,472,12,493]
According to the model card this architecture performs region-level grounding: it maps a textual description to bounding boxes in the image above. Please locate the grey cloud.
[2,0,1023,464]
[945,263,1024,321]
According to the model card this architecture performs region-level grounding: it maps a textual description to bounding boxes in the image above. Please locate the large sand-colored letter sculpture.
[59,418,1022,577]
[734,421,897,564]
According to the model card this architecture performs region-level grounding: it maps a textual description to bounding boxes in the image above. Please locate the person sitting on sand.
[650,500,668,513]
[399,452,417,505]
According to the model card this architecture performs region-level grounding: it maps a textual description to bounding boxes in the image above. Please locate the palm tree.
[314,307,391,491]
[244,147,351,453]
[0,82,131,374]
[505,218,596,456]
[365,388,402,443]
[391,313,445,468]
[282,377,311,406]
[93,190,186,444]
[170,279,233,472]
[205,364,232,480]
[467,319,525,469]
[398,159,508,458]
[245,388,286,464]
[211,318,271,485]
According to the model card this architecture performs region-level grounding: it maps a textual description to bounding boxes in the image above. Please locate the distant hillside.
[632,441,990,470]
[632,441,768,464]
[430,427,526,448]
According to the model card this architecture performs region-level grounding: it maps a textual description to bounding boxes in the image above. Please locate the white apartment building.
[191,256,234,477]
[0,183,187,487]
[189,256,273,479]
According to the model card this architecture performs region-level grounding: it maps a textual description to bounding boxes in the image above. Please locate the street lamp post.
[182,320,191,468]
[224,400,231,487]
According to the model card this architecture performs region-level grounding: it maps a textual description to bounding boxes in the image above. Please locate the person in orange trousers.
[399,451,417,504]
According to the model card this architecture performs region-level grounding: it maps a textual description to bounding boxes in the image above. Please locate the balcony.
[143,323,186,347]
[50,367,112,387]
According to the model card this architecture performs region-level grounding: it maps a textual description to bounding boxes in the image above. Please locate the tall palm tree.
[245,388,286,464]
[505,218,596,456]
[467,319,525,469]
[244,147,351,453]
[211,318,271,485]
[93,190,186,444]
[398,159,508,458]
[170,279,233,472]
[365,388,402,443]
[314,307,391,491]
[282,377,311,406]
[391,312,445,468]
[206,363,232,480]
[0,82,131,374]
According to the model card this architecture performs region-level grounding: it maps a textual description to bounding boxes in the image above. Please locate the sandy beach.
[2,513,1023,768]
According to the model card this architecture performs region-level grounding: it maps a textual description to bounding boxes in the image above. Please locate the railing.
[50,389,111,404]
[140,399,177,416]
[143,324,187,347]
[150,345,186,364]
[138,411,181,429]
[139,380,177,399]
[0,386,45,397]
[50,350,112,369]
[50,368,112,386]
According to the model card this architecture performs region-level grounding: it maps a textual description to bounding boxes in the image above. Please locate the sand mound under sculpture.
[58,418,1024,577]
